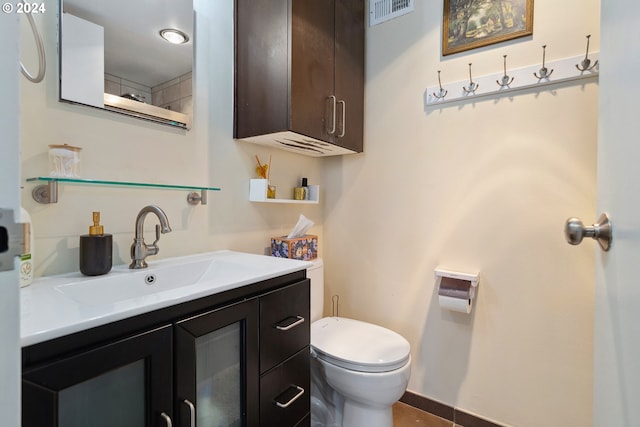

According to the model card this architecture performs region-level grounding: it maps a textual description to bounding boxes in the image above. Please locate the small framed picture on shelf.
[442,0,534,56]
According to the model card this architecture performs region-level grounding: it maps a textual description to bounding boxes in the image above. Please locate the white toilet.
[308,260,411,427]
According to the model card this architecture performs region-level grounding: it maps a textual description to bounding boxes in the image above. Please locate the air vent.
[369,0,414,27]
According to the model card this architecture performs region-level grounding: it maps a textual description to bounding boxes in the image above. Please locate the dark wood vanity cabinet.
[22,272,310,427]
[234,0,365,154]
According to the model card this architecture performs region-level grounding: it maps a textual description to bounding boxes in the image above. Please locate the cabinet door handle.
[275,315,305,331]
[160,412,173,427]
[337,100,346,138]
[182,399,195,427]
[327,95,337,135]
[274,385,305,408]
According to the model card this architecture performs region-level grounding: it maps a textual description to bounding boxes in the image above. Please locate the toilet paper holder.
[434,268,480,300]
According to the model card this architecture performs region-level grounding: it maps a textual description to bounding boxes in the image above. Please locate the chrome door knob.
[564,213,612,251]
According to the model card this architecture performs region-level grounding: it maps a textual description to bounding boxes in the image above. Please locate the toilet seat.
[311,317,410,373]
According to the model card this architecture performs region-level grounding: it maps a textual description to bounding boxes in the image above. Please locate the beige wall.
[322,2,599,426]
[20,0,323,277]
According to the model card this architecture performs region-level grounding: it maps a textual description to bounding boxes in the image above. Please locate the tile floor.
[392,402,460,427]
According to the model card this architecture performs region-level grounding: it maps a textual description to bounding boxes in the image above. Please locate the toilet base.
[342,400,393,427]
[313,354,411,427]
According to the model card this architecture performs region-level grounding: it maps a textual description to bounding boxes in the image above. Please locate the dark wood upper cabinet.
[234,0,364,156]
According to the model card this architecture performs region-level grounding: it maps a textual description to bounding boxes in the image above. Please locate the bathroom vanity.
[20,251,311,427]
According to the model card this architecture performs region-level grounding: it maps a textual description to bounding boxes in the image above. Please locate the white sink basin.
[55,259,208,305]
[22,250,312,347]
[53,251,300,306]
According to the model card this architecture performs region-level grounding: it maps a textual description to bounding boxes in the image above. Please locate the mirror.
[59,0,193,129]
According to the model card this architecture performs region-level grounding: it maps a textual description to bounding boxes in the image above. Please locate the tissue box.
[271,235,318,260]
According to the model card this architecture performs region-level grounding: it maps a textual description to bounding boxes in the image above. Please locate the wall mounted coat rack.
[425,51,599,108]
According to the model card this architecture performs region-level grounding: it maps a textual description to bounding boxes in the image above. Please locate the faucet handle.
[153,224,161,246]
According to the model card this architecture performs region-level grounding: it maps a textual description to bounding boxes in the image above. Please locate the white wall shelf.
[425,52,599,108]
[249,179,319,204]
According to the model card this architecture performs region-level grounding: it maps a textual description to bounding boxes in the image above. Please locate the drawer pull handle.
[274,385,305,408]
[275,316,305,331]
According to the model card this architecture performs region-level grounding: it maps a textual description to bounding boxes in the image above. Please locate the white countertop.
[21,250,312,347]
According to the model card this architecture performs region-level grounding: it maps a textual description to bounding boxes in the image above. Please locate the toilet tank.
[307,259,324,322]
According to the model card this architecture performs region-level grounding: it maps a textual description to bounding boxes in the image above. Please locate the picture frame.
[443,0,534,56]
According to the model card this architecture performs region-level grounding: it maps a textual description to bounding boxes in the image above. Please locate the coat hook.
[463,63,479,94]
[534,45,554,80]
[496,55,514,88]
[432,70,447,99]
[576,34,598,72]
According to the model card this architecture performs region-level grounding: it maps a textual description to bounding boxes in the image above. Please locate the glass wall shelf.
[26,177,221,205]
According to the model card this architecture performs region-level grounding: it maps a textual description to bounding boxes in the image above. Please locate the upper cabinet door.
[333,0,365,152]
[235,0,289,137]
[290,0,335,143]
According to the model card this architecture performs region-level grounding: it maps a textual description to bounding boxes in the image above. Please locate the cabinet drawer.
[260,348,310,427]
[260,279,310,373]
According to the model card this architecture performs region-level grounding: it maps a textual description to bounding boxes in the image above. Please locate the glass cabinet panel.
[196,323,241,426]
[59,360,145,427]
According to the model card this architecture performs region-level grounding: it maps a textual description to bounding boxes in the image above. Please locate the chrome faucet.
[129,205,172,269]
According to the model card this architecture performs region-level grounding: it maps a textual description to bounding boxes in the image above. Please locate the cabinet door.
[22,325,173,427]
[175,299,259,427]
[235,0,289,138]
[334,0,365,152]
[290,0,336,142]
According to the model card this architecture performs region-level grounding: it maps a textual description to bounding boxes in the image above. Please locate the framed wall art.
[443,0,534,56]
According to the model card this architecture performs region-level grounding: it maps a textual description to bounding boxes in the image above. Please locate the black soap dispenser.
[80,212,112,276]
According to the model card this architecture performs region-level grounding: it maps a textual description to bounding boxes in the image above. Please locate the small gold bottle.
[293,177,308,200]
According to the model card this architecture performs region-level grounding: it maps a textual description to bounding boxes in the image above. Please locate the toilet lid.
[311,317,410,373]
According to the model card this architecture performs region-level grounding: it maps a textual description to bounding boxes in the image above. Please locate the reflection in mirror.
[59,0,193,129]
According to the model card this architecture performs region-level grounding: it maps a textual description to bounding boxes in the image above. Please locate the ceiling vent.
[369,0,414,26]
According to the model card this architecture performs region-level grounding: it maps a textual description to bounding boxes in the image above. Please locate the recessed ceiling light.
[159,28,189,45]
